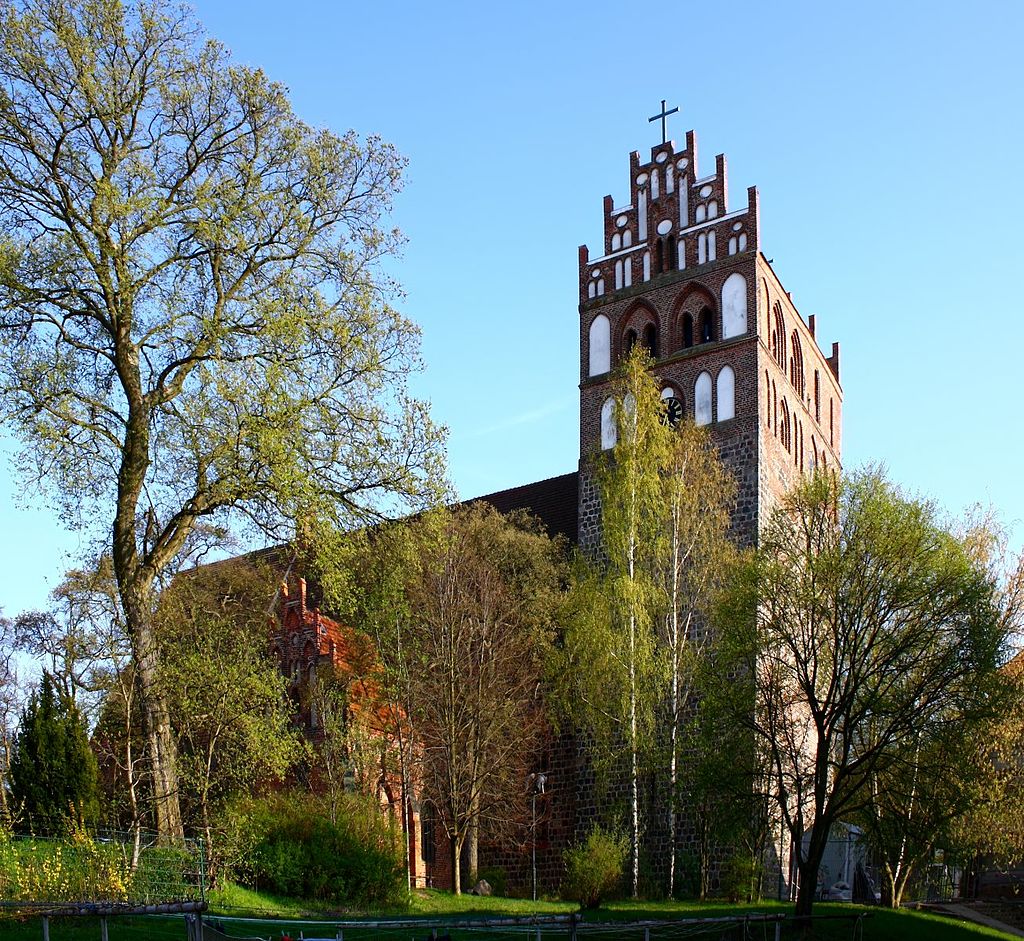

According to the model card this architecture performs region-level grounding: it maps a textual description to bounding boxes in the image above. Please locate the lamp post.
[528,772,547,902]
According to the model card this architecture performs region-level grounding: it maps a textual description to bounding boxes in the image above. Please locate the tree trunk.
[794,824,830,920]
[124,585,184,843]
[466,812,479,887]
[667,609,679,898]
[629,620,640,899]
[451,834,464,895]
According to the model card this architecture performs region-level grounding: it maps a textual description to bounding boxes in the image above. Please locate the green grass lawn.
[0,891,1018,941]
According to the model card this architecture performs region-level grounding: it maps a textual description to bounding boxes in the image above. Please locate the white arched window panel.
[661,386,677,400]
[708,231,717,261]
[623,229,632,247]
[611,233,622,251]
[643,252,651,281]
[708,199,718,219]
[666,164,674,194]
[695,203,707,223]
[717,366,736,422]
[623,259,632,288]
[600,397,616,450]
[694,372,713,426]
[677,240,686,269]
[651,169,660,200]
[615,260,623,290]
[588,281,596,299]
[739,232,748,251]
[597,278,605,296]
[698,232,707,265]
[679,187,688,227]
[721,272,748,338]
[588,314,611,376]
[638,191,648,240]
[728,236,736,255]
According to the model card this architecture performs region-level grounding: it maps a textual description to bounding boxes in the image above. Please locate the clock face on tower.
[663,396,683,427]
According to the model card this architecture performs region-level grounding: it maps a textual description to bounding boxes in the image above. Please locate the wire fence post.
[198,836,207,905]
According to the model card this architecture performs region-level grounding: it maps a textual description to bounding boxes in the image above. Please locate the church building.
[262,109,846,895]
[476,110,844,893]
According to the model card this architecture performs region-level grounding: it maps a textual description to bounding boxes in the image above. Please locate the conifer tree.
[10,672,99,833]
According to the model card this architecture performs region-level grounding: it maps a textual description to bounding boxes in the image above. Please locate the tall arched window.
[773,304,786,368]
[814,371,821,423]
[722,272,747,338]
[780,399,791,452]
[699,306,714,343]
[695,372,713,426]
[642,323,658,358]
[682,312,694,349]
[790,330,805,397]
[600,397,616,450]
[717,366,735,421]
[623,328,638,357]
[588,314,611,376]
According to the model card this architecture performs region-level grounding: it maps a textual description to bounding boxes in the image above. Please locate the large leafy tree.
[10,671,99,832]
[656,412,736,897]
[328,505,563,895]
[561,346,669,898]
[718,470,1013,919]
[157,560,298,875]
[561,346,737,898]
[0,0,442,839]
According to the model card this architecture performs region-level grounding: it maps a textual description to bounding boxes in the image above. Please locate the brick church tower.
[576,120,842,550]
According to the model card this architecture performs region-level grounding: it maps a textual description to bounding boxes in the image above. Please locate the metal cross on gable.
[648,98,679,144]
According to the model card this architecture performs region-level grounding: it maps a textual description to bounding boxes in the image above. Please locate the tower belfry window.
[699,306,714,343]
[643,323,658,358]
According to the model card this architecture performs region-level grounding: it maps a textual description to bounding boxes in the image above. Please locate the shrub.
[561,826,626,909]
[476,866,507,897]
[225,793,404,906]
[721,851,762,903]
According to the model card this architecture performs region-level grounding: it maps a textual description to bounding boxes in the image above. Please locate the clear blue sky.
[2,0,1023,615]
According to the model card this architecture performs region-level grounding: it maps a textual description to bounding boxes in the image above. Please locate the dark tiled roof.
[467,471,579,544]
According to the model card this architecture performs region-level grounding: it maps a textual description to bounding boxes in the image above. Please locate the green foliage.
[157,561,300,869]
[9,674,99,834]
[226,793,404,907]
[0,828,201,903]
[561,826,627,909]
[716,469,1016,917]
[720,850,762,904]
[0,0,443,840]
[475,866,507,897]
[559,345,738,898]
[321,503,565,895]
